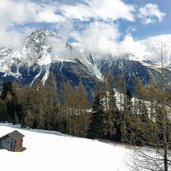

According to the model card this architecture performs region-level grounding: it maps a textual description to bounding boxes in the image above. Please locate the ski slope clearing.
[0,124,132,171]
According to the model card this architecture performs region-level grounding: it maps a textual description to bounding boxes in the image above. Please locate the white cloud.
[138,3,166,24]
[36,6,66,23]
[0,0,64,49]
[0,0,166,62]
[0,0,58,27]
[73,21,120,56]
[0,0,136,51]
[50,20,155,59]
[70,21,154,59]
[59,0,135,22]
[119,35,150,59]
[0,29,24,49]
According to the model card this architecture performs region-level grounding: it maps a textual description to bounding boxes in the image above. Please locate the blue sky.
[0,0,170,55]
[123,0,171,39]
[31,0,171,39]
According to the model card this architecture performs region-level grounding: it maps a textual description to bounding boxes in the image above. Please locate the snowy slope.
[0,124,132,171]
[0,47,22,77]
[130,34,171,69]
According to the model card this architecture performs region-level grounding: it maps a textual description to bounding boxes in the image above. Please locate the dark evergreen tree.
[1,81,15,100]
[88,93,104,139]
[125,89,133,114]
[103,73,118,140]
[0,97,6,121]
[0,81,21,124]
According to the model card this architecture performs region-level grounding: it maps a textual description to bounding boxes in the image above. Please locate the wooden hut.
[0,130,24,151]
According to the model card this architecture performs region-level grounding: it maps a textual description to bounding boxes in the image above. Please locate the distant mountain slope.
[0,29,171,95]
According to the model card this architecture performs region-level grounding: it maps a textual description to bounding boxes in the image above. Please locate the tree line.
[0,73,170,143]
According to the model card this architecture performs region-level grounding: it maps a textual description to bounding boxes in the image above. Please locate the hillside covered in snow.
[0,124,133,171]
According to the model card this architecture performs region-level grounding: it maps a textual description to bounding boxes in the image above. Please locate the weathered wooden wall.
[15,139,23,150]
[0,136,15,151]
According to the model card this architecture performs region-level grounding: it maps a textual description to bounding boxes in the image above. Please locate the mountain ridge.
[0,29,171,95]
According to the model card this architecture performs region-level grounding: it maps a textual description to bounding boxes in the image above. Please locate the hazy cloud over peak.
[74,21,120,56]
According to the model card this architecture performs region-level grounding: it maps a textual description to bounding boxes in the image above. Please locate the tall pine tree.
[88,93,104,139]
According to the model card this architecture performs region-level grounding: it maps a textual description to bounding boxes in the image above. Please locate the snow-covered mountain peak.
[0,29,55,84]
[25,29,51,46]
[22,29,53,66]
[0,47,22,77]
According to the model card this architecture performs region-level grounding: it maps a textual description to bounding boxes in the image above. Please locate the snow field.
[0,124,131,171]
